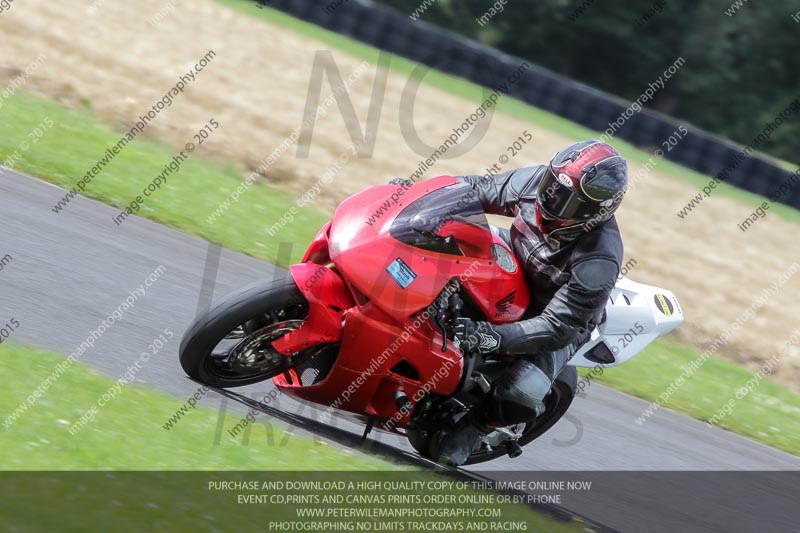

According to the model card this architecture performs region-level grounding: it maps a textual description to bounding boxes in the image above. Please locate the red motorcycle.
[180,176,580,464]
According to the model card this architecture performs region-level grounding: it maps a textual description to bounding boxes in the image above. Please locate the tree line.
[375,0,800,164]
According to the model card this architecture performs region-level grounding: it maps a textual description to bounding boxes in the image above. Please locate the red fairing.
[273,302,463,430]
[461,235,528,323]
[302,221,332,264]
[327,176,528,323]
[270,263,353,355]
[272,176,530,429]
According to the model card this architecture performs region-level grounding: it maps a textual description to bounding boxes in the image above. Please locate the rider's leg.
[437,344,575,466]
[482,345,572,425]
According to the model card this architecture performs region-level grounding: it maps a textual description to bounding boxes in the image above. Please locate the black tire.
[407,366,578,464]
[179,274,308,388]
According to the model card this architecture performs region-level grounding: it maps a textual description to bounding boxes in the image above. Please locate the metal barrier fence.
[266,0,799,208]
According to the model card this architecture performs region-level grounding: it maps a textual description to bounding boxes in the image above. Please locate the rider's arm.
[456,166,544,217]
[494,258,618,354]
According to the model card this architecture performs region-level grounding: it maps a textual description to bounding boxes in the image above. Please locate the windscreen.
[389,183,493,258]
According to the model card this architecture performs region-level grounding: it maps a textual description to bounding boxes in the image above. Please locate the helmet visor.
[537,168,599,222]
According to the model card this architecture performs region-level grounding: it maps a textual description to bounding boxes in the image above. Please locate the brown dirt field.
[1,0,798,389]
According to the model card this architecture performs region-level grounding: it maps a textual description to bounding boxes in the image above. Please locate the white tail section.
[569,277,684,368]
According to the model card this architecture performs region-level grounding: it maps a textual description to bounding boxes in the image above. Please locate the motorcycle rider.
[438,140,628,466]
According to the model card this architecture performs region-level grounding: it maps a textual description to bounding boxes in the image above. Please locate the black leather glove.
[389,178,413,186]
[453,318,503,355]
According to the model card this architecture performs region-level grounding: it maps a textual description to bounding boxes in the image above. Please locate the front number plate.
[386,258,417,289]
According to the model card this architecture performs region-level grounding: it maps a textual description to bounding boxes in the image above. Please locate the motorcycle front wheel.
[179,274,327,388]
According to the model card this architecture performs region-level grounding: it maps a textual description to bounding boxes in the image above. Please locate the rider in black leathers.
[439,139,629,466]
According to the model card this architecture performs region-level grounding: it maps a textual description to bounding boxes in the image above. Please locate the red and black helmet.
[535,140,628,241]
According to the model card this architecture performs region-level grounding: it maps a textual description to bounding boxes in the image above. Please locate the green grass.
[0,92,328,266]
[0,343,392,470]
[579,336,800,456]
[0,343,583,532]
[0,473,588,533]
[217,0,800,225]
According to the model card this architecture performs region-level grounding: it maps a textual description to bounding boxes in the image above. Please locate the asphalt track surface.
[2,168,799,532]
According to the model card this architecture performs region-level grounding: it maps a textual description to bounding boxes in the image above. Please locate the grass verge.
[0,343,391,470]
[0,471,588,533]
[0,92,328,267]
[0,343,584,531]
[579,336,800,456]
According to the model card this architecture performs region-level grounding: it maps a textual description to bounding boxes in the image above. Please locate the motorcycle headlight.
[491,244,517,273]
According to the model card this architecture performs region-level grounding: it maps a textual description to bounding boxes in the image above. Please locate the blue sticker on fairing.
[386,258,417,289]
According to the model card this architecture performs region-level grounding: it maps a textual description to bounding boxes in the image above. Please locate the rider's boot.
[436,403,494,467]
[437,358,551,467]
